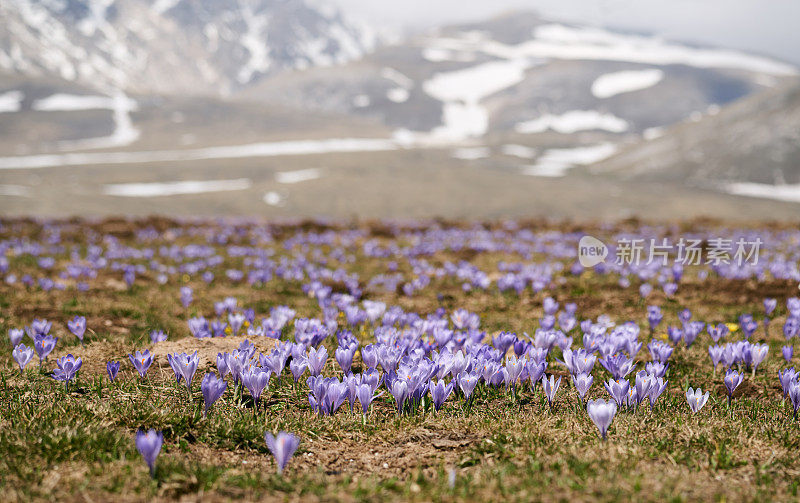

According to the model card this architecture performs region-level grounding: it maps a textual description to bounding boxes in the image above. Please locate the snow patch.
[275,168,322,184]
[32,93,116,111]
[501,144,537,159]
[151,0,181,15]
[0,91,24,113]
[426,24,797,76]
[263,191,286,206]
[387,88,410,103]
[103,178,253,197]
[591,69,664,99]
[422,47,476,63]
[0,138,398,170]
[237,7,272,84]
[522,143,617,177]
[725,182,800,204]
[515,110,629,134]
[423,59,532,141]
[55,92,140,150]
[451,147,490,160]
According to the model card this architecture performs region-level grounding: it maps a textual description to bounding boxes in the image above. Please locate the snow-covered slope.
[0,0,377,95]
[242,11,797,145]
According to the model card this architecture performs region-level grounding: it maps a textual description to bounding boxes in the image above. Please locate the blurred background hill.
[0,0,798,220]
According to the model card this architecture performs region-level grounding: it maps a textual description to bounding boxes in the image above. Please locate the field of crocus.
[2,217,800,502]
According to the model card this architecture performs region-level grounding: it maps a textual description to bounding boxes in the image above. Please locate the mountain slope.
[0,0,377,95]
[239,11,798,146]
[590,83,800,199]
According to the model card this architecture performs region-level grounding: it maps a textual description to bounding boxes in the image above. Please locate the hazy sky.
[333,0,800,65]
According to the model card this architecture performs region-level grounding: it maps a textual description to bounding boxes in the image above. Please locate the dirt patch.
[184,428,480,480]
[49,335,279,377]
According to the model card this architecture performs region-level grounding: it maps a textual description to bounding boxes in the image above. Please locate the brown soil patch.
[50,335,279,377]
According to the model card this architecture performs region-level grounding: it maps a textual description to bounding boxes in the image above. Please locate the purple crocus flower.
[708,345,724,373]
[504,355,526,391]
[707,324,728,343]
[644,361,668,378]
[216,352,230,378]
[542,374,561,408]
[52,354,82,388]
[790,298,800,318]
[586,398,617,440]
[201,373,227,418]
[361,344,378,369]
[67,316,86,344]
[749,343,768,375]
[647,306,663,331]
[306,346,328,376]
[34,335,58,365]
[785,317,800,340]
[27,318,52,339]
[265,431,300,475]
[526,360,547,392]
[648,340,673,363]
[789,382,800,419]
[129,350,154,379]
[356,383,383,415]
[166,353,183,384]
[335,344,358,374]
[492,331,517,354]
[241,368,271,410]
[430,379,455,412]
[343,373,361,412]
[600,353,635,380]
[121,266,135,288]
[150,330,167,343]
[778,368,798,398]
[667,326,683,346]
[764,298,777,316]
[169,351,200,394]
[740,316,758,339]
[724,369,744,404]
[261,351,289,379]
[783,345,794,363]
[180,286,193,308]
[9,328,24,347]
[648,377,667,409]
[135,429,163,477]
[390,379,409,414]
[289,357,308,382]
[12,343,34,371]
[604,378,630,407]
[107,361,120,382]
[572,373,593,404]
[457,371,479,401]
[634,371,654,408]
[228,312,246,336]
[686,387,709,413]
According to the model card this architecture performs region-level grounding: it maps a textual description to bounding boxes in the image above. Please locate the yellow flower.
[725,323,739,332]
[658,333,669,341]
[225,326,232,335]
